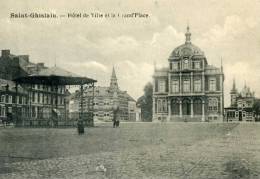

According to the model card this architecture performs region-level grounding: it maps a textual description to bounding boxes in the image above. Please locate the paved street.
[1,122,260,178]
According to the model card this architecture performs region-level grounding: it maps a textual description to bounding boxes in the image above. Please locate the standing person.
[113,105,119,128]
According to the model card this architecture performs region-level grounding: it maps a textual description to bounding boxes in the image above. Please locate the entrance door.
[182,99,191,115]
[239,111,242,121]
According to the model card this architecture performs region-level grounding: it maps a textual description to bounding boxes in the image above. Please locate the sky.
[0,0,260,106]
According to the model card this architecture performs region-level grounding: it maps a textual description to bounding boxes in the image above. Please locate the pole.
[15,82,18,126]
[92,82,95,126]
[80,84,84,120]
[77,83,84,134]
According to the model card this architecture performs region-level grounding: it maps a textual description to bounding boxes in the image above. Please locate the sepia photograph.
[0,0,260,178]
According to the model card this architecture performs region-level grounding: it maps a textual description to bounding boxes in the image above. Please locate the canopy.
[13,66,97,85]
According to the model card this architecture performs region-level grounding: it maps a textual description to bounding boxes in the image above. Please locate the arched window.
[171,99,179,115]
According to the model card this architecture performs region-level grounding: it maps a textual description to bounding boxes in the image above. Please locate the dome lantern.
[185,25,191,44]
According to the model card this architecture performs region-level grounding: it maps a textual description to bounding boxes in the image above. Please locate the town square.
[1,123,260,178]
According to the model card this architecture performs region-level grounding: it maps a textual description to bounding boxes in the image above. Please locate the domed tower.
[110,66,119,91]
[168,25,207,71]
[230,79,237,107]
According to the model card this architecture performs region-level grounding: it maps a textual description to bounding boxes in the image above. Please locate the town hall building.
[153,26,224,122]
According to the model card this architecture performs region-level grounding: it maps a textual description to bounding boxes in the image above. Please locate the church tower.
[230,79,237,107]
[110,66,119,91]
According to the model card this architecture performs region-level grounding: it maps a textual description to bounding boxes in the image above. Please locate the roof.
[83,86,136,102]
[36,66,79,77]
[169,43,205,59]
[13,66,97,85]
[205,65,222,74]
[169,27,205,59]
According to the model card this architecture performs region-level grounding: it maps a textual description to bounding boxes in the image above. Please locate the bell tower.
[110,66,119,90]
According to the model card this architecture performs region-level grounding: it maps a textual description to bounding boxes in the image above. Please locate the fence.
[10,112,94,128]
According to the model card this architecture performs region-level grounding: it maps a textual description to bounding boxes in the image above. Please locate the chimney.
[1,50,10,57]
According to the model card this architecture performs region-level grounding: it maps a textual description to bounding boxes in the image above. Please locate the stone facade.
[153,26,224,122]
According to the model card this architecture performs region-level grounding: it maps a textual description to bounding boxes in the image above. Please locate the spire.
[185,25,191,44]
[110,66,119,90]
[112,66,116,78]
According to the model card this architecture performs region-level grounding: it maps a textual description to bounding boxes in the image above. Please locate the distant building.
[70,67,137,121]
[153,26,224,122]
[225,80,255,122]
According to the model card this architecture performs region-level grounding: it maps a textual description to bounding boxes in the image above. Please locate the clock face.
[184,59,188,63]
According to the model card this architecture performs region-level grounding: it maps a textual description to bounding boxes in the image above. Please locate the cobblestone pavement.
[1,123,260,178]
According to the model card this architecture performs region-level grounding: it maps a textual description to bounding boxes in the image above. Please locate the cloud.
[115,61,154,99]
[82,61,108,72]
[193,14,260,106]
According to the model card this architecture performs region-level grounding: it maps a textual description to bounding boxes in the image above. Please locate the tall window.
[158,80,166,92]
[157,99,167,113]
[194,61,201,69]
[209,78,216,91]
[172,80,179,93]
[183,79,190,92]
[194,79,201,92]
[8,95,12,103]
[208,98,218,111]
[172,62,179,70]
[0,105,5,116]
[183,60,189,69]
[1,95,5,103]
